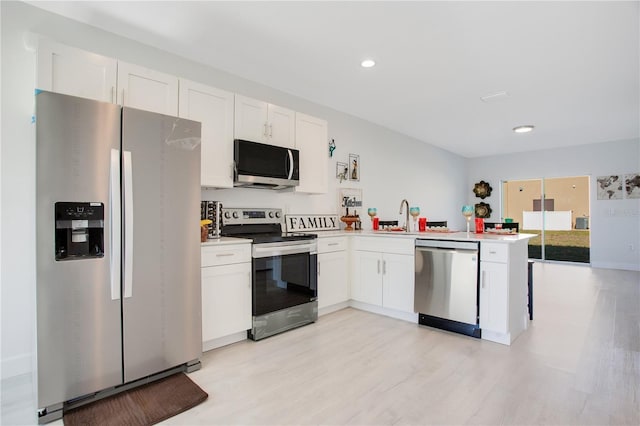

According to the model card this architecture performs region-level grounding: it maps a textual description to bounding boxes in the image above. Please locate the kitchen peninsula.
[202,230,534,349]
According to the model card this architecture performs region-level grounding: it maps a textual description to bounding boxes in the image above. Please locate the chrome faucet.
[399,199,410,232]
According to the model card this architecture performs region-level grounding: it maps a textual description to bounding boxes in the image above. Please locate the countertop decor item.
[473,180,493,199]
[462,205,474,234]
[474,202,492,218]
[340,215,359,231]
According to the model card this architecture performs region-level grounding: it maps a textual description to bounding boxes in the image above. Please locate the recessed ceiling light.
[513,125,535,134]
[361,59,376,68]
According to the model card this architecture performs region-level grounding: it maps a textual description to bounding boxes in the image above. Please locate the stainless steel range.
[220,208,318,340]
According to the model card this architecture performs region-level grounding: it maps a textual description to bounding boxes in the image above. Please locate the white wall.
[467,139,640,271]
[0,0,467,388]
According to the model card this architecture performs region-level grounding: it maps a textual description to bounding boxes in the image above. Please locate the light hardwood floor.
[168,262,639,425]
[2,262,638,425]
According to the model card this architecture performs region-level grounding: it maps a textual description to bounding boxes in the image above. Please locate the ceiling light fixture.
[360,59,376,68]
[513,125,535,134]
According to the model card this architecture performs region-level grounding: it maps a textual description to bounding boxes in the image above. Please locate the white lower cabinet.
[201,243,252,351]
[479,260,508,334]
[351,237,415,314]
[317,237,349,312]
[381,253,415,313]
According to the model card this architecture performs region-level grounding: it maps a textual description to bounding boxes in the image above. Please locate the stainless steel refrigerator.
[35,91,202,422]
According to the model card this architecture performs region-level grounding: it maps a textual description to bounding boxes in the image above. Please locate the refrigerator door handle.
[123,150,134,298]
[110,149,121,300]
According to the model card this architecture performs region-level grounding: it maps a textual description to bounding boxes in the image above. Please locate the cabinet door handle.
[216,253,234,257]
[482,270,486,288]
[327,242,339,246]
[263,123,268,137]
[121,88,125,105]
[269,124,273,137]
[318,261,321,276]
[111,86,116,103]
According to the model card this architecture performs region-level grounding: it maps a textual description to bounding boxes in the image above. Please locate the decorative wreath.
[474,202,492,218]
[473,180,493,199]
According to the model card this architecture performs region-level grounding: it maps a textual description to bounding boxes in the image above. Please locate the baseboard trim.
[1,352,33,380]
[591,261,640,271]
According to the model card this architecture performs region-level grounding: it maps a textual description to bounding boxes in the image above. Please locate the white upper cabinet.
[117,61,178,116]
[295,113,328,194]
[234,94,295,148]
[37,39,117,103]
[267,104,296,148]
[179,79,235,188]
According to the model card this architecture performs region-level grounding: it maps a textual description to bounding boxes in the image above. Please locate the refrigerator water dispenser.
[55,202,104,260]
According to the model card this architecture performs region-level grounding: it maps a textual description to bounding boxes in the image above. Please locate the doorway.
[502,176,590,263]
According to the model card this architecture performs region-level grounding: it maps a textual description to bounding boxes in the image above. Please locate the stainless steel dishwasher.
[414,239,481,338]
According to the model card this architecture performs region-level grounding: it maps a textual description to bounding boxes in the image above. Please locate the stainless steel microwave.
[233,139,300,189]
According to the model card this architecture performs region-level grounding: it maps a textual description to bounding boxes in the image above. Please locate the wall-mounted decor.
[338,188,363,217]
[329,139,336,157]
[349,153,360,181]
[474,202,492,218]
[336,162,348,183]
[624,173,640,199]
[473,180,492,199]
[596,175,623,200]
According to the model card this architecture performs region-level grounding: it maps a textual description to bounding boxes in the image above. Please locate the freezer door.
[36,91,122,408]
[121,107,202,382]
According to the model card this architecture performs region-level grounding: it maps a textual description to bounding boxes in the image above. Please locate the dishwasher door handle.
[416,247,476,255]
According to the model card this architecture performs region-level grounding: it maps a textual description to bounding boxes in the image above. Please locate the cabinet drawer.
[481,242,508,263]
[353,236,414,255]
[318,236,347,253]
[202,244,251,267]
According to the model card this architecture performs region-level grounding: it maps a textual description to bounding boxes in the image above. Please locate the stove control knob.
[268,211,275,219]
[224,211,231,219]
[275,211,281,219]
[232,211,239,219]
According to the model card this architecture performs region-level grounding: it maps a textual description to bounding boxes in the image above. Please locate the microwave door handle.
[287,149,294,180]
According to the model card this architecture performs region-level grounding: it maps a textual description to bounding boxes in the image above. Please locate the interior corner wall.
[467,139,640,271]
[0,0,467,388]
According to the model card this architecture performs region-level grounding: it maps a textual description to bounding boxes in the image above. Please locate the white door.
[201,263,252,343]
[382,253,415,313]
[117,61,178,115]
[234,94,268,142]
[37,39,117,103]
[295,113,328,193]
[179,79,234,188]
[479,261,509,333]
[352,251,383,306]
[318,251,348,309]
[267,104,296,148]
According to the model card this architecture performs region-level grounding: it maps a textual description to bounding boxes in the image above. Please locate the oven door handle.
[252,242,317,258]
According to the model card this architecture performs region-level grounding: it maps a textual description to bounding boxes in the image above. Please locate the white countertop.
[309,229,535,243]
[201,230,536,246]
[201,236,252,246]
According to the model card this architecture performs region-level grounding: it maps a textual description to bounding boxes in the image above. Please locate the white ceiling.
[28,1,640,158]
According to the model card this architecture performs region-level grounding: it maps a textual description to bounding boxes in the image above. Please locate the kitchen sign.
[285,215,339,232]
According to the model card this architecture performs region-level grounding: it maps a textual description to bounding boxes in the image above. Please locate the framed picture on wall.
[348,153,359,181]
[596,175,623,200]
[336,162,348,181]
[625,173,640,199]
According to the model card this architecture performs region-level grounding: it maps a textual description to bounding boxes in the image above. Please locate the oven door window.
[253,252,317,316]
